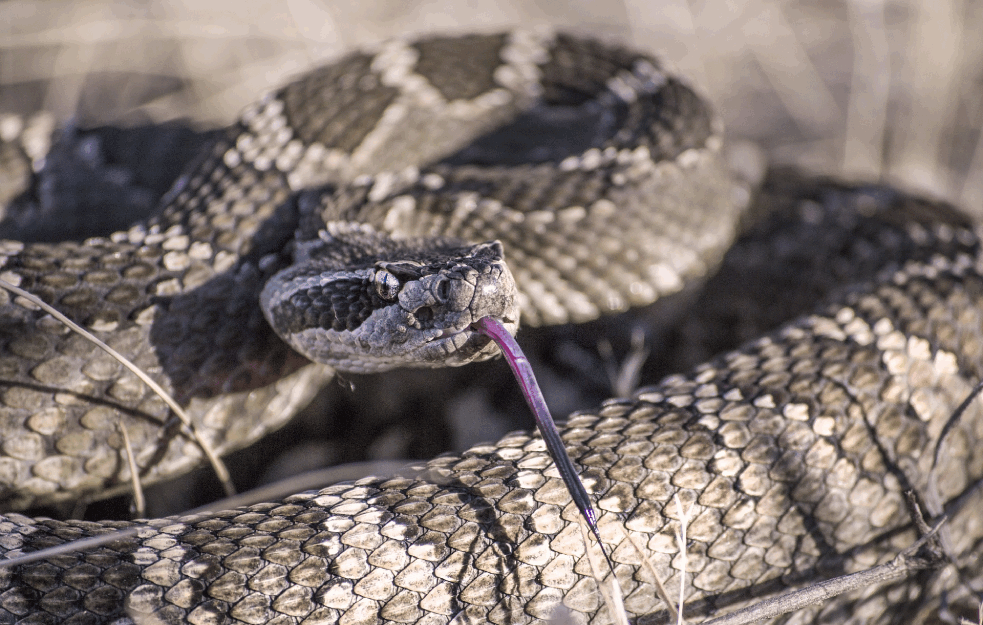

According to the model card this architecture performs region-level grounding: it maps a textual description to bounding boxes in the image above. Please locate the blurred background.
[3,0,980,207]
[2,0,982,517]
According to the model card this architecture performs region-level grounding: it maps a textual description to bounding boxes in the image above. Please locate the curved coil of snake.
[0,29,980,624]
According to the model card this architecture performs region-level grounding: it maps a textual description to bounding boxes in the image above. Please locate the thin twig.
[933,379,983,473]
[700,519,948,625]
[0,278,234,496]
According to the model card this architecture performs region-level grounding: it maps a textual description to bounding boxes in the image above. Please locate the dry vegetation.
[2,0,980,205]
[1,0,981,542]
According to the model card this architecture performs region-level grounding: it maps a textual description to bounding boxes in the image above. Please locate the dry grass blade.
[0,278,235,497]
[181,460,409,513]
[743,0,841,137]
[598,326,648,398]
[673,493,695,625]
[117,422,145,518]
[886,0,963,195]
[625,531,679,622]
[961,125,983,209]
[578,517,629,625]
[0,527,142,569]
[841,0,890,179]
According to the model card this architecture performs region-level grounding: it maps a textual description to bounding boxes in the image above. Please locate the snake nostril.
[415,307,435,324]
[436,279,451,302]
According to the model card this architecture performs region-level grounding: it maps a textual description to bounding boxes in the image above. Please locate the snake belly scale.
[0,28,979,624]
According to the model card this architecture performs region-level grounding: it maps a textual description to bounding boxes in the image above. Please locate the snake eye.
[374,269,401,301]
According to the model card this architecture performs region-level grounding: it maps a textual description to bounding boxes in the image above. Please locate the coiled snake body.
[0,29,980,624]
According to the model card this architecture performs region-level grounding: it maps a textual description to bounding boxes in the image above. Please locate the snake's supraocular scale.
[0,29,979,624]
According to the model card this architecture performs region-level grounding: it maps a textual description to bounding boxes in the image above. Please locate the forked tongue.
[471,316,615,576]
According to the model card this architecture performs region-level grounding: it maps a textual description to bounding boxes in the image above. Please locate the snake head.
[260,227,520,373]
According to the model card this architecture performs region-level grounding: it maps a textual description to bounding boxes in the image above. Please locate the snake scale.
[0,28,981,624]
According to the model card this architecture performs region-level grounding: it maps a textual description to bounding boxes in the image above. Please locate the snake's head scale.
[260,236,520,374]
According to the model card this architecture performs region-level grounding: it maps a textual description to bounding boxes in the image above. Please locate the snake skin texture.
[0,29,744,511]
[0,29,981,624]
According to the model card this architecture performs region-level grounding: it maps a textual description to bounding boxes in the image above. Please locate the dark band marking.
[412,34,509,102]
[278,52,401,152]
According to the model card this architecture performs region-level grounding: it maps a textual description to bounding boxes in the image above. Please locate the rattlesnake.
[0,29,980,624]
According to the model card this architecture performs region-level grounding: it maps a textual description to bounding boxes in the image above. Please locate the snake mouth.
[423,315,519,365]
[432,327,463,340]
[427,325,481,348]
[430,315,518,341]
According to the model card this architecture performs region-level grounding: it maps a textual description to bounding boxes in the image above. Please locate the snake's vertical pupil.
[374,270,401,300]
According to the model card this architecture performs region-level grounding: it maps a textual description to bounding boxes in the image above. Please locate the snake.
[0,28,980,624]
